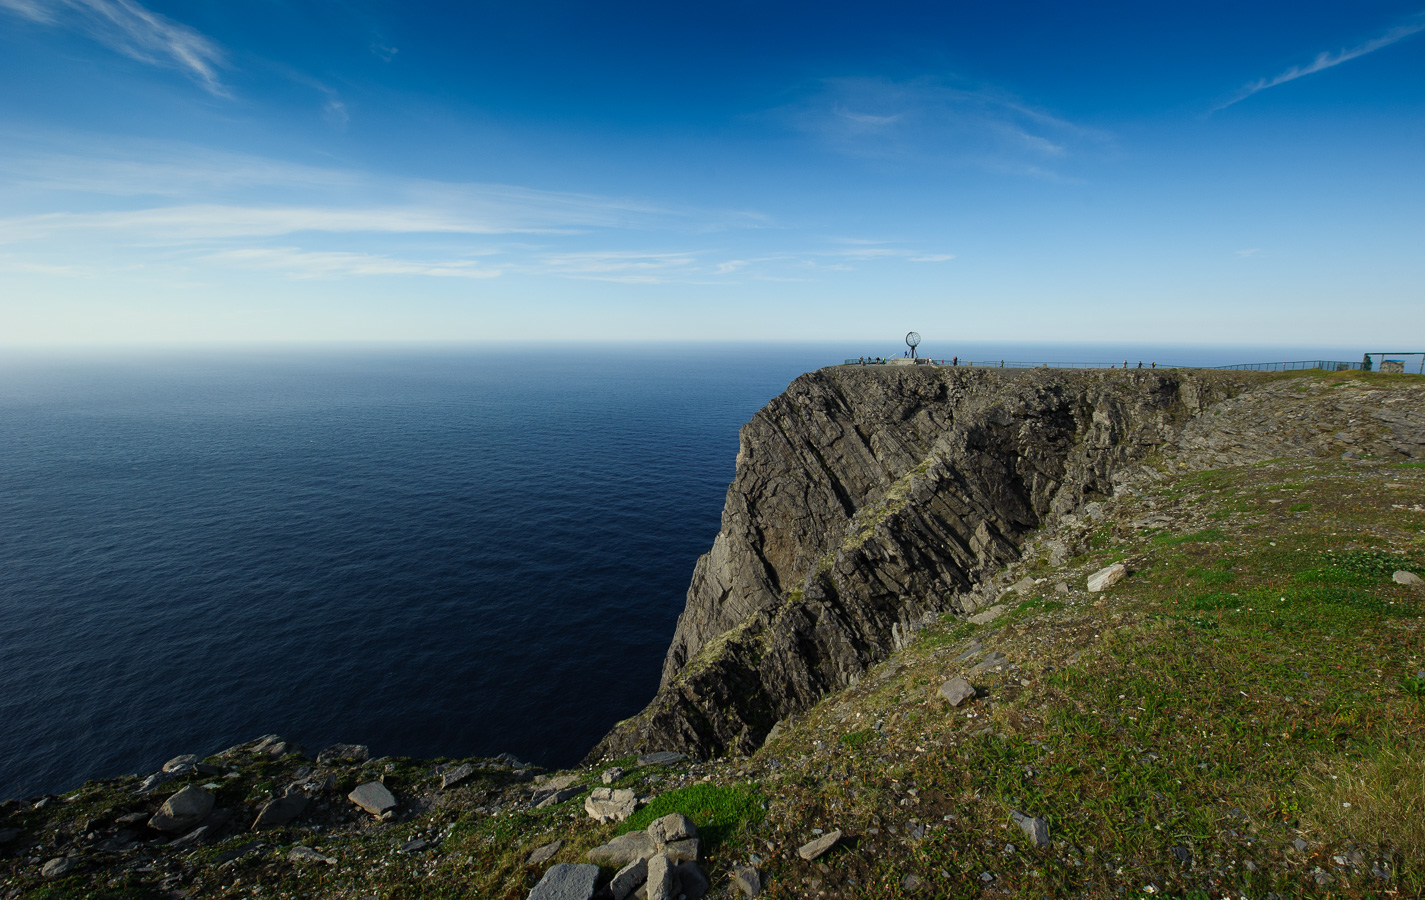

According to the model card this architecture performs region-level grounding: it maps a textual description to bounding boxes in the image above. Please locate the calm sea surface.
[0,341,1356,799]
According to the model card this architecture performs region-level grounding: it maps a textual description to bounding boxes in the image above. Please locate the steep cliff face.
[589,366,1252,762]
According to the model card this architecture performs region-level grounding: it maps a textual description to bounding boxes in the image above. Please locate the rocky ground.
[3,370,1424,900]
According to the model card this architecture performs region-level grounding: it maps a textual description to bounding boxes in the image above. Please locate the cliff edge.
[589,366,1255,761]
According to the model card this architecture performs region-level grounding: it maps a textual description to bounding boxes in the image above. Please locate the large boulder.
[584,787,637,823]
[148,786,214,834]
[587,830,657,867]
[252,792,310,830]
[316,744,369,766]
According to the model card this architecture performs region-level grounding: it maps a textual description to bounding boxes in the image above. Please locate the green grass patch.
[616,783,765,853]
[840,729,876,748]
[1152,527,1227,546]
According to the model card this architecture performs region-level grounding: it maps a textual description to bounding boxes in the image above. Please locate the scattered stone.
[585,787,638,823]
[1172,845,1191,865]
[646,853,677,900]
[316,744,369,766]
[348,781,398,817]
[135,772,172,794]
[1009,575,1037,594]
[527,839,564,866]
[732,865,762,898]
[797,829,842,860]
[1087,562,1127,593]
[1293,839,1309,853]
[148,785,214,834]
[115,812,148,826]
[1393,570,1423,586]
[536,787,581,809]
[648,812,697,844]
[1009,810,1049,848]
[609,857,648,900]
[252,792,309,830]
[637,751,686,767]
[953,642,983,662]
[526,862,600,900]
[938,677,976,707]
[400,839,428,853]
[674,859,710,900]
[162,754,198,774]
[968,604,1007,625]
[288,845,337,866]
[438,763,474,789]
[901,873,922,891]
[587,831,658,867]
[213,840,261,866]
[601,767,627,785]
[41,857,76,878]
[1055,581,1070,594]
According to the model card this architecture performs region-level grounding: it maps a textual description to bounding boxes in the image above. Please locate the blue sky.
[0,1,1421,346]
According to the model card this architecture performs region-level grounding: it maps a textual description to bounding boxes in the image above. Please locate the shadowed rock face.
[588,366,1253,762]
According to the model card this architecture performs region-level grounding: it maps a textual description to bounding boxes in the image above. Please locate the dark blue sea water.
[0,341,1358,799]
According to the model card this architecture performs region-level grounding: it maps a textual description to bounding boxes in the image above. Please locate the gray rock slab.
[252,792,309,830]
[527,862,600,900]
[41,857,76,878]
[601,767,626,785]
[609,856,648,900]
[674,860,709,900]
[662,837,700,862]
[1394,570,1423,586]
[637,751,686,767]
[646,853,677,900]
[136,772,172,794]
[585,787,637,823]
[1088,562,1127,593]
[288,845,337,865]
[399,839,428,853]
[1010,810,1050,848]
[967,604,1007,625]
[348,781,397,816]
[149,785,214,834]
[953,642,983,662]
[732,865,761,898]
[539,773,580,792]
[648,812,697,844]
[797,829,842,860]
[440,763,475,790]
[938,677,976,707]
[968,651,1010,677]
[162,754,198,774]
[316,744,369,766]
[166,825,210,850]
[527,839,564,866]
[587,831,658,867]
[536,787,581,809]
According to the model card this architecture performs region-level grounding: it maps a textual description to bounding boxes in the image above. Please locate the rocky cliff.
[589,366,1255,761]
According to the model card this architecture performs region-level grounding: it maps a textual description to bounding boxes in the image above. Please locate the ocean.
[0,341,1358,799]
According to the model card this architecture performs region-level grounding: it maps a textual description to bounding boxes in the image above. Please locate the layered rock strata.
[590,366,1255,761]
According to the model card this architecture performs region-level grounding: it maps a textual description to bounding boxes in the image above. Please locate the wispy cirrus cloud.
[1214,14,1425,112]
[0,0,228,94]
[826,238,955,263]
[209,247,501,280]
[782,76,1111,178]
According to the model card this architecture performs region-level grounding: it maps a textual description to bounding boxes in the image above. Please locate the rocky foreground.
[3,368,1424,899]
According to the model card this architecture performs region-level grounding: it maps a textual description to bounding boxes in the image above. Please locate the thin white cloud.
[825,239,955,263]
[371,43,398,62]
[0,0,229,95]
[910,254,956,262]
[1215,15,1425,111]
[784,76,1112,177]
[210,247,501,280]
[1236,248,1262,258]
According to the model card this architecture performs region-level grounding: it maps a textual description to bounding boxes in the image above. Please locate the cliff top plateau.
[3,366,1424,900]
